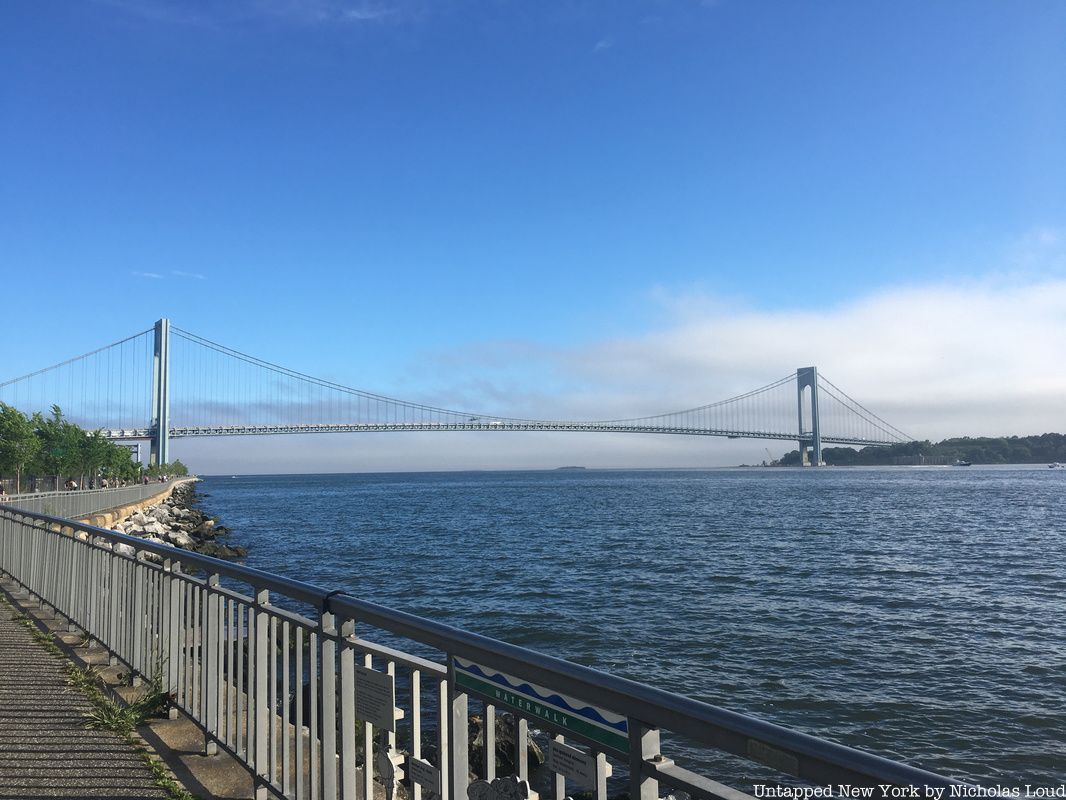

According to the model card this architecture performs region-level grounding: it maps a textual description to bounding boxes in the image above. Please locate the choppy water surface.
[197,467,1066,786]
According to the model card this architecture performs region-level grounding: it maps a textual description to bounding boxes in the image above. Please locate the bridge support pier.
[149,318,171,466]
[796,366,822,467]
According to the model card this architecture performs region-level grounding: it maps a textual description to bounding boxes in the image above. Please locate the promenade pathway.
[0,604,169,799]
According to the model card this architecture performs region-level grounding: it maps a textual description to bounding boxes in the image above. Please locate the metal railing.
[0,505,969,800]
[1,480,186,519]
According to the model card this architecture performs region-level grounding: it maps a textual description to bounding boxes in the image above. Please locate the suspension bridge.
[0,319,911,466]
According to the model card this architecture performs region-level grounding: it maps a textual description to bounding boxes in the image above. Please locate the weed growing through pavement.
[10,609,63,655]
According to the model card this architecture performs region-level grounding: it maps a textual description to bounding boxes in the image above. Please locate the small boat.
[952,459,972,467]
[1050,463,1065,469]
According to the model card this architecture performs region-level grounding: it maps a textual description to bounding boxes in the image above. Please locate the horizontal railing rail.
[1,479,188,518]
[0,504,971,800]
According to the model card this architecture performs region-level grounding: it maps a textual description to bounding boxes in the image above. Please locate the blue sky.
[2,1,1065,470]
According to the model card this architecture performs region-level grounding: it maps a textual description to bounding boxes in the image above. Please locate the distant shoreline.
[197,462,1057,479]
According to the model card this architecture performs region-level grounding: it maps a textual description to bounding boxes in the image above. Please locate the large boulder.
[196,542,247,559]
[197,526,218,540]
[130,512,150,526]
[143,520,167,537]
[165,531,195,549]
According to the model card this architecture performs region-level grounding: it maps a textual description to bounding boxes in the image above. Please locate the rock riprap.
[110,483,246,560]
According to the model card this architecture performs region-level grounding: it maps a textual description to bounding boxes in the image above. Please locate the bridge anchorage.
[0,319,911,466]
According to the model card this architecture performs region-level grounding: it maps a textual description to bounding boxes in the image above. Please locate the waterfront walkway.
[0,604,169,799]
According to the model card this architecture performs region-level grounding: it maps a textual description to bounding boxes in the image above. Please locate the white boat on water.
[1050,463,1065,469]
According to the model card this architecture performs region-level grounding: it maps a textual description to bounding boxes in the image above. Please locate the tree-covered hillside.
[778,433,1066,466]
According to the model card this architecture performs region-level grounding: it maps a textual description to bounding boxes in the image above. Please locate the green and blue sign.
[453,657,629,754]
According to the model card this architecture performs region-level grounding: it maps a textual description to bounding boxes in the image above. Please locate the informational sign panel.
[547,739,609,788]
[452,657,629,753]
[407,756,441,794]
[355,664,396,731]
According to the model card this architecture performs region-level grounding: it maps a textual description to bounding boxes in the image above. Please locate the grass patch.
[66,663,103,694]
[71,666,172,735]
[10,608,63,655]
[132,738,199,800]
[64,664,195,799]
[84,697,145,736]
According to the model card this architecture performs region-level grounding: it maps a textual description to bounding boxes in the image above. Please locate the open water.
[196,467,1066,787]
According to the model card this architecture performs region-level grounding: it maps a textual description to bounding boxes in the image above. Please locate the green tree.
[0,404,41,493]
[32,406,84,486]
[143,459,190,478]
[79,430,114,486]
[103,442,137,481]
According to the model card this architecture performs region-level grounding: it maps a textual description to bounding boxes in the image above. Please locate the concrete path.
[0,606,170,799]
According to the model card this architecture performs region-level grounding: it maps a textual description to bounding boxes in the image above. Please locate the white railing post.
[254,588,270,800]
[628,721,660,800]
[161,557,179,717]
[205,573,221,755]
[447,657,469,800]
[321,609,338,800]
[339,619,356,800]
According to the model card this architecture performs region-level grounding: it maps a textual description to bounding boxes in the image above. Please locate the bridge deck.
[0,598,168,799]
[99,422,899,448]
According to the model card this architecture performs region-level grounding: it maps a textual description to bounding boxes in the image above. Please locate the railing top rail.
[2,504,331,605]
[0,503,967,789]
[1,478,190,504]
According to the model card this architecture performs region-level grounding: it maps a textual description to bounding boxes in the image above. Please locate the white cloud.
[593,38,613,54]
[566,278,1066,441]
[171,270,206,280]
[343,3,400,22]
[97,0,414,27]
[95,0,213,26]
[131,270,163,279]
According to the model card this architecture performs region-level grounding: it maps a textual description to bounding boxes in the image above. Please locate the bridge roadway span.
[102,422,895,448]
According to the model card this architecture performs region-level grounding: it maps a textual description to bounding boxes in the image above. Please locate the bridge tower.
[796,366,822,466]
[149,318,171,466]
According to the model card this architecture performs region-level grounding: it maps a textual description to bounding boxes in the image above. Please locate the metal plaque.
[546,739,609,788]
[407,756,441,794]
[355,664,397,731]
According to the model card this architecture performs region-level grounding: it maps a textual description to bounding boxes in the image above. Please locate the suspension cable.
[0,329,153,390]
